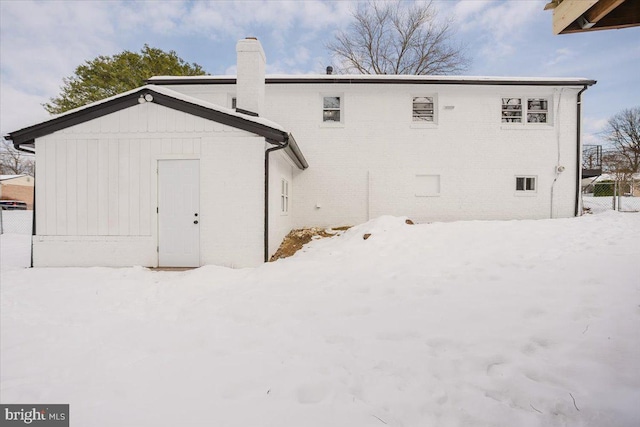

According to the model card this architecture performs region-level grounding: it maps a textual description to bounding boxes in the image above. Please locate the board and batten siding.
[33,102,267,267]
[36,137,200,237]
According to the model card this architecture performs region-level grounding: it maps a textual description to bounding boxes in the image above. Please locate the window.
[526,98,548,123]
[280,179,289,213]
[413,96,435,122]
[231,97,237,109]
[502,98,522,123]
[415,174,441,197]
[323,96,341,122]
[502,98,550,123]
[516,176,536,192]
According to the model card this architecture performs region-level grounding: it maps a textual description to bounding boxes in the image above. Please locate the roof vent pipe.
[326,66,333,75]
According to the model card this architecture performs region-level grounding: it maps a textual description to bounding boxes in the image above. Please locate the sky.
[1,0,639,146]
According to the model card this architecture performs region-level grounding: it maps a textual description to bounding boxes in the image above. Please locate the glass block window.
[323,96,341,122]
[502,98,522,123]
[413,96,435,122]
[527,98,548,123]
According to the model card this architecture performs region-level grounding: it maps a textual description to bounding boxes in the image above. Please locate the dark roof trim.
[8,95,140,146]
[148,76,597,87]
[6,88,289,147]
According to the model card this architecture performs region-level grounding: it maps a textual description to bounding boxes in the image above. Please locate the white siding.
[33,102,266,267]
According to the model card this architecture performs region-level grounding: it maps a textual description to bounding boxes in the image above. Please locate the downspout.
[575,85,590,217]
[264,136,289,262]
[550,88,564,219]
[30,169,35,268]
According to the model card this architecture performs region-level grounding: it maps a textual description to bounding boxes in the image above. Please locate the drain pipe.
[264,136,289,262]
[550,88,564,218]
[574,84,590,217]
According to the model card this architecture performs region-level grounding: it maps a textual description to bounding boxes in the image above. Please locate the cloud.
[449,0,544,62]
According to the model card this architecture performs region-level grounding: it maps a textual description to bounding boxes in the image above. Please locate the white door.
[158,159,200,267]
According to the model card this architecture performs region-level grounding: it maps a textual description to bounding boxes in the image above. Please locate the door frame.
[156,158,201,267]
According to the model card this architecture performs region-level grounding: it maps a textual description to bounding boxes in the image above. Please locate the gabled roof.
[147,74,597,87]
[5,85,308,169]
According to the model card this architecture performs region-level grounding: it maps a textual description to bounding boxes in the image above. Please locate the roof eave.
[5,87,290,149]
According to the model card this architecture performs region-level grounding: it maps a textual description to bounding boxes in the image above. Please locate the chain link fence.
[0,210,33,235]
[582,178,640,214]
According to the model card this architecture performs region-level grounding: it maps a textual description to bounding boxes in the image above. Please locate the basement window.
[281,179,289,214]
[516,176,536,192]
[412,96,435,122]
[323,96,341,122]
[502,97,550,124]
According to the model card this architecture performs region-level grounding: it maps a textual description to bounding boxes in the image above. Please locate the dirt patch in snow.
[270,226,352,261]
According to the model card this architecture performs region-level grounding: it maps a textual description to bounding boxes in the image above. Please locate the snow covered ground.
[1,212,639,426]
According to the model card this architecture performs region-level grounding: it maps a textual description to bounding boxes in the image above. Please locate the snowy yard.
[1,212,639,426]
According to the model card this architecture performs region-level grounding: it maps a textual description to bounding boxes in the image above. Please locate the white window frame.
[321,94,344,126]
[515,176,537,195]
[502,97,551,125]
[412,95,437,123]
[280,178,289,214]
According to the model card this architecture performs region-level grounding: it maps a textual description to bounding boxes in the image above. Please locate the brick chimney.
[236,37,265,117]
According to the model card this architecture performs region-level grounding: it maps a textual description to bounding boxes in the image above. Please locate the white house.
[6,38,596,268]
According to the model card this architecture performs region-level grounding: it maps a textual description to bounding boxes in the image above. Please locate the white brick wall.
[166,82,582,227]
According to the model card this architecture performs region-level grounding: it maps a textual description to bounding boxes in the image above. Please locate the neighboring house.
[0,174,34,209]
[583,173,640,196]
[6,38,596,268]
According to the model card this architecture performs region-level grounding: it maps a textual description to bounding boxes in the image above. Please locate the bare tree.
[327,0,469,75]
[0,139,35,176]
[602,107,640,173]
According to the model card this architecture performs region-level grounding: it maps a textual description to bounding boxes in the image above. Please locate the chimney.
[236,37,266,117]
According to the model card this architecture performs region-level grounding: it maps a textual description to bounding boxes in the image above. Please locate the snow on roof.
[0,174,26,181]
[10,84,286,136]
[148,74,596,85]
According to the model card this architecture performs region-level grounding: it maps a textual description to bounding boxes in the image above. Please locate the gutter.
[575,84,592,217]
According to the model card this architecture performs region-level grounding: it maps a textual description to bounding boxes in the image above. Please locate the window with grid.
[502,97,550,123]
[412,96,435,122]
[502,98,523,123]
[526,98,548,123]
[516,176,536,192]
[281,179,289,213]
[323,96,341,122]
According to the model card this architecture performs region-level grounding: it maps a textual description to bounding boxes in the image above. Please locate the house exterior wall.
[33,102,266,267]
[166,82,582,226]
[268,150,295,258]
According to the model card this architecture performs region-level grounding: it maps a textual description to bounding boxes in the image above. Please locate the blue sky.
[1,0,639,145]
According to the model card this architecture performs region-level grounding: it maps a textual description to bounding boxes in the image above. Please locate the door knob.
[194,220,199,224]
